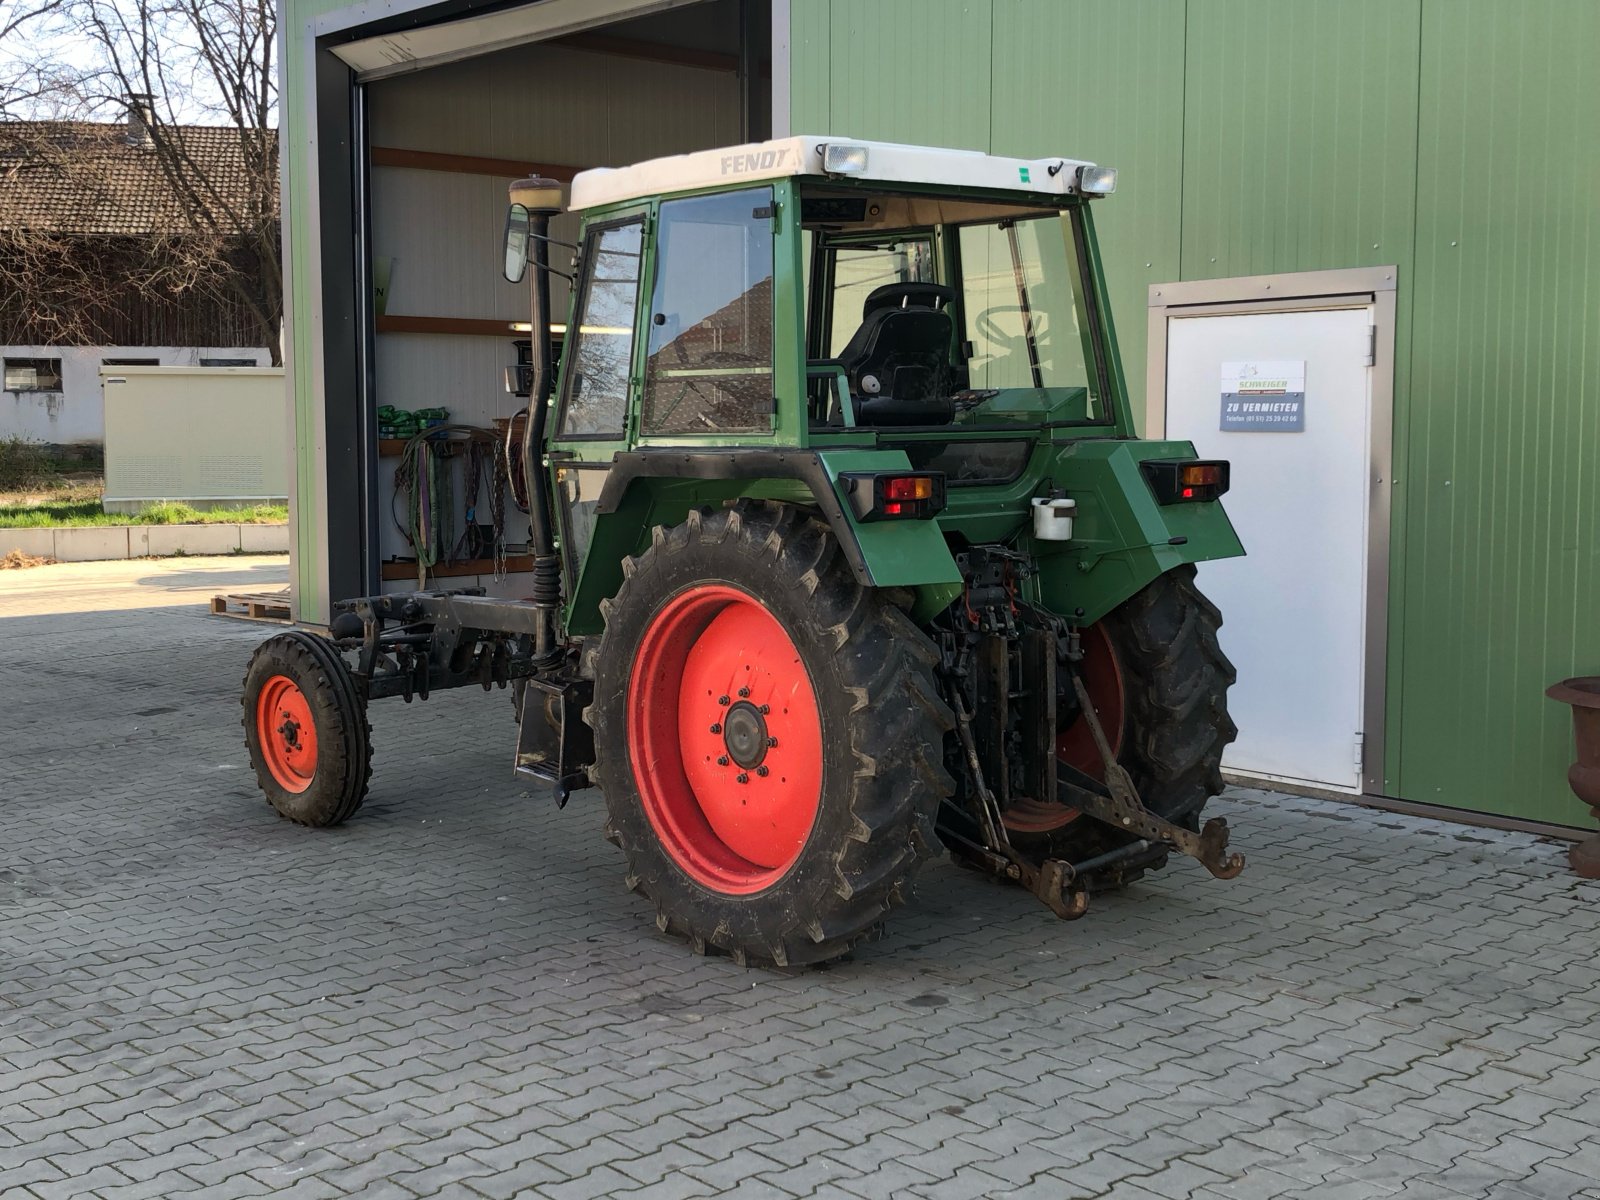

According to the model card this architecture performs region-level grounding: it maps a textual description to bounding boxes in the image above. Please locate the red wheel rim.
[256,674,319,794]
[1002,620,1125,834]
[627,584,823,894]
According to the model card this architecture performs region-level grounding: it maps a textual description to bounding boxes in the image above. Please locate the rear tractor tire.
[587,502,954,967]
[242,630,372,828]
[1001,564,1237,886]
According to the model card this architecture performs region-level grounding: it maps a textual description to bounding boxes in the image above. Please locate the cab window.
[641,188,775,435]
[957,217,1088,395]
[824,237,935,356]
[557,220,644,438]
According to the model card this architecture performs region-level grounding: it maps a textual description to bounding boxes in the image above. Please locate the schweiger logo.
[721,149,791,175]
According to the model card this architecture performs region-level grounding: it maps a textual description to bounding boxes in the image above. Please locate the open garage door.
[293,0,774,612]
[330,0,710,81]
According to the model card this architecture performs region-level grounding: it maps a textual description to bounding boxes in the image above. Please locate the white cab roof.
[568,136,1098,211]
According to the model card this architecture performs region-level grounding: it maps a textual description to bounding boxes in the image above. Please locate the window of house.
[200,357,257,367]
[4,358,62,392]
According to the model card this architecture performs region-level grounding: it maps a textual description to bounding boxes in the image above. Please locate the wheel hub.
[256,674,319,794]
[627,584,823,893]
[721,700,769,769]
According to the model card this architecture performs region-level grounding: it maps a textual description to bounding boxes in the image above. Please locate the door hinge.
[1363,324,1377,367]
[1353,733,1365,772]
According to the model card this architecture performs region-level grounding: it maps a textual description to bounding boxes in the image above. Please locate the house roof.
[0,119,277,236]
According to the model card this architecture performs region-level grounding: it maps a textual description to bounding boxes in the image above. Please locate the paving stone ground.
[3,556,1599,1200]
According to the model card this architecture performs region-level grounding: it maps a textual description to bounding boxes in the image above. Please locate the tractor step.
[514,675,594,806]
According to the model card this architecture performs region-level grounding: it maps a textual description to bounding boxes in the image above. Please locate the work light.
[822,143,870,175]
[1077,165,1118,195]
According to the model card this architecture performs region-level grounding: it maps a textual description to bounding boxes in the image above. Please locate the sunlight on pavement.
[0,554,289,618]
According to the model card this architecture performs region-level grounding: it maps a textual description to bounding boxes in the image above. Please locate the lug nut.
[717,755,730,766]
[767,736,778,748]
[759,704,769,714]
[709,723,722,734]
[736,772,750,784]
[756,766,769,777]
[738,687,750,698]
[718,695,730,706]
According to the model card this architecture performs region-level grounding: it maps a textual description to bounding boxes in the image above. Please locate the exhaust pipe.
[509,177,564,659]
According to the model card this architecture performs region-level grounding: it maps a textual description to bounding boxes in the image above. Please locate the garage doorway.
[1145,268,1396,796]
[296,0,775,612]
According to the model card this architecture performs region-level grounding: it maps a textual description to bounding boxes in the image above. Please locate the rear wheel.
[588,502,953,966]
[242,631,372,827]
[1006,565,1236,884]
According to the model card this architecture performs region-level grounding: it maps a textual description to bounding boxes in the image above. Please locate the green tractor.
[243,137,1246,966]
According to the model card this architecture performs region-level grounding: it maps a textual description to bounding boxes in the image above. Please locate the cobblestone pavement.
[3,558,1599,1200]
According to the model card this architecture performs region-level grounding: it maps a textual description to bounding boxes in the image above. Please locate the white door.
[1164,305,1373,792]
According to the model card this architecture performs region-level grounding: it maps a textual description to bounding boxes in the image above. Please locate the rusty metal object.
[1066,669,1246,881]
[948,688,1090,919]
[1546,677,1600,880]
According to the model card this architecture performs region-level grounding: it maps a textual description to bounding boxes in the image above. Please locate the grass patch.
[0,497,288,529]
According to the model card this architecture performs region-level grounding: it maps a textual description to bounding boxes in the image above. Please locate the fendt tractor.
[243,137,1248,966]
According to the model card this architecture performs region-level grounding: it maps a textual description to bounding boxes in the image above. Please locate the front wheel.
[242,631,372,827]
[587,502,953,967]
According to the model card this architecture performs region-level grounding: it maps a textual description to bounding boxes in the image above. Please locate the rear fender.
[1032,439,1245,626]
[563,448,962,636]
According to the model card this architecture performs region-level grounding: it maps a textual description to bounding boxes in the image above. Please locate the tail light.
[1141,459,1230,504]
[839,472,946,522]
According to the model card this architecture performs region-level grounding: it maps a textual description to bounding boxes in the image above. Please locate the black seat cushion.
[838,283,956,426]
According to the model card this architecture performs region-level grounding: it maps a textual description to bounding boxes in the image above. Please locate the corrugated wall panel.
[824,0,991,149]
[1399,0,1600,824]
[990,0,1186,425]
[1179,0,1421,281]
[788,0,832,133]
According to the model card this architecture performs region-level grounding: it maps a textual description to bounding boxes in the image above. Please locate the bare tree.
[0,0,280,360]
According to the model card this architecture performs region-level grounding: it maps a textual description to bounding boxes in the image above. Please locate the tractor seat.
[838,282,956,426]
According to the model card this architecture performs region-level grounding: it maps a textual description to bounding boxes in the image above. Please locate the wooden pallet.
[210,589,292,623]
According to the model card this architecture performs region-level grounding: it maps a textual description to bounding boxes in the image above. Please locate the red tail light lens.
[1141,459,1231,505]
[839,471,946,522]
[883,476,935,502]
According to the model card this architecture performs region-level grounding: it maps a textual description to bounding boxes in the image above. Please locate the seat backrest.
[837,285,956,426]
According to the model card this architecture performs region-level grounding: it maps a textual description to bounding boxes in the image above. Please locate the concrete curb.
[2,523,288,562]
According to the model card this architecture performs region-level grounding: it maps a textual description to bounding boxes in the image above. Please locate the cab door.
[548,216,647,578]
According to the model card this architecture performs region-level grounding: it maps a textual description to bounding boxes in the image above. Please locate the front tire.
[588,502,953,966]
[242,631,372,827]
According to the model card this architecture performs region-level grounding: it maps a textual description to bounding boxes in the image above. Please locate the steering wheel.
[974,305,1051,347]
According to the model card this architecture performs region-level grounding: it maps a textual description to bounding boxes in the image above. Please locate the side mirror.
[503,203,531,283]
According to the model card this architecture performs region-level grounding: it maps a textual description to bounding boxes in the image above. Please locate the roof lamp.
[1077,165,1117,195]
[822,143,870,175]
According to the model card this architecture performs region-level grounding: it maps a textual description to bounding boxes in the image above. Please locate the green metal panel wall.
[1400,0,1600,824]
[792,0,1600,826]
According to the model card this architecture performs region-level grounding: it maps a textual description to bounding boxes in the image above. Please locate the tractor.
[243,137,1246,966]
